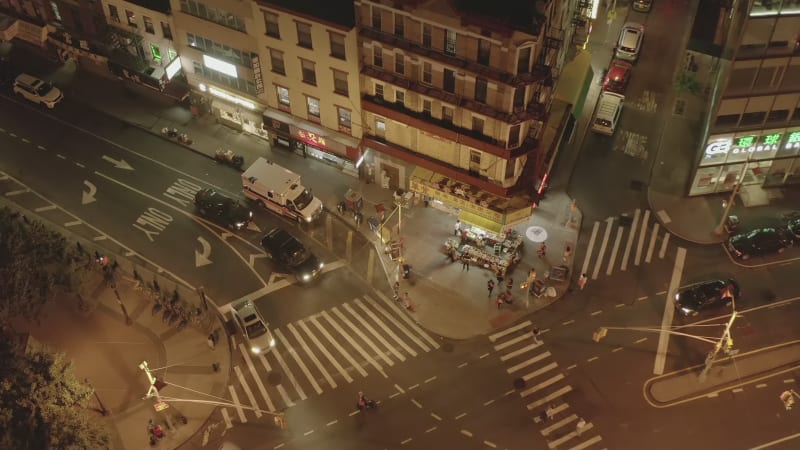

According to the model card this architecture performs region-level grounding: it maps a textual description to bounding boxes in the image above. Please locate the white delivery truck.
[242,158,324,223]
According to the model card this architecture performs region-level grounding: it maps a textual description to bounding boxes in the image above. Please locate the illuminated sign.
[296,130,327,148]
[203,54,237,78]
[165,57,182,80]
[207,86,256,110]
[786,131,800,151]
[251,55,264,95]
[704,132,784,158]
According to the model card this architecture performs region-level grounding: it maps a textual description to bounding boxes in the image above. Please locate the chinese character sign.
[297,130,328,148]
[787,131,800,151]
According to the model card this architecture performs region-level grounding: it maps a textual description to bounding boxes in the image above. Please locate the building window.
[422,24,431,48]
[475,78,487,103]
[180,0,246,32]
[297,22,312,49]
[513,86,525,110]
[150,44,161,61]
[306,96,320,118]
[470,150,481,164]
[126,10,136,27]
[423,99,432,115]
[375,118,386,138]
[517,47,531,74]
[161,22,172,39]
[192,61,256,95]
[108,4,119,22]
[395,53,404,75]
[333,69,348,96]
[168,49,177,61]
[422,61,432,84]
[472,116,484,133]
[263,11,280,38]
[371,7,381,30]
[337,107,352,130]
[300,59,316,85]
[509,124,521,147]
[715,114,739,127]
[396,90,405,106]
[505,158,516,179]
[329,32,346,60]
[269,49,285,75]
[478,39,491,65]
[443,69,455,93]
[394,15,404,37]
[375,83,384,99]
[442,106,453,123]
[740,111,766,126]
[373,46,383,67]
[766,109,789,123]
[143,16,154,34]
[276,85,290,106]
[444,29,456,56]
[187,33,253,66]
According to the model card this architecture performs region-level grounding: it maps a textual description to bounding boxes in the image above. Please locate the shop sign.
[785,131,800,151]
[268,118,291,134]
[505,205,534,226]
[291,127,348,155]
[251,55,265,95]
[409,179,503,223]
[704,132,781,158]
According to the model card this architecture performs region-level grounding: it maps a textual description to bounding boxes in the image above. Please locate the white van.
[591,91,625,136]
[13,74,63,109]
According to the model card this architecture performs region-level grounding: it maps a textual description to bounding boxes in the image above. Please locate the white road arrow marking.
[82,180,97,205]
[101,155,134,170]
[246,222,261,232]
[268,272,288,284]
[249,254,267,266]
[195,236,213,267]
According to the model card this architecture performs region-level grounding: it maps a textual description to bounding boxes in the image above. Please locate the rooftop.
[258,0,356,29]
[124,0,171,14]
[454,0,547,35]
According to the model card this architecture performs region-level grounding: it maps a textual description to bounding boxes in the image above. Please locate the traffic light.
[724,337,734,353]
[780,390,796,410]
[273,415,288,429]
[592,327,608,342]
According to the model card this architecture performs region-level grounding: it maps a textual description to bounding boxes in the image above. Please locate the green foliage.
[0,207,89,323]
[674,70,702,95]
[0,331,110,449]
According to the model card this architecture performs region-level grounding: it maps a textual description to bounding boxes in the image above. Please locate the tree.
[0,330,110,449]
[0,207,90,323]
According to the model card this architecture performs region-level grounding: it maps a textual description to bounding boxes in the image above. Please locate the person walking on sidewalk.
[496,269,504,285]
[454,219,461,236]
[562,245,572,263]
[578,273,588,291]
[461,253,470,271]
[506,278,513,293]
[537,242,547,258]
[487,279,495,297]
[532,327,541,344]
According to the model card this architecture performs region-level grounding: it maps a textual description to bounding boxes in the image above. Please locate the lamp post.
[139,360,174,430]
[714,153,753,235]
[85,378,108,416]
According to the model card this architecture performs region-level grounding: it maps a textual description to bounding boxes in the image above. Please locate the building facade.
[355,0,569,230]
[690,0,800,196]
[256,0,363,175]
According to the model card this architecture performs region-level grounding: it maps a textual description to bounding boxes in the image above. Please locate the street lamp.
[714,152,753,235]
[84,378,108,416]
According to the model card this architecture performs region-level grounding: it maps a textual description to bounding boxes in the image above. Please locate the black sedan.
[727,227,792,260]
[194,188,253,230]
[261,228,323,283]
[674,278,740,316]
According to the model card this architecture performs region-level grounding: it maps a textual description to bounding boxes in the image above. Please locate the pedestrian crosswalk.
[580,209,675,280]
[489,321,604,450]
[222,293,439,423]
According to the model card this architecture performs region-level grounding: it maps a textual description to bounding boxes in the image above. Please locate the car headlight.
[302,273,311,281]
[306,216,313,222]
[674,293,680,300]
[235,222,245,229]
[319,261,324,269]
[248,211,253,218]
[251,346,261,354]
[269,338,276,348]
[680,307,692,314]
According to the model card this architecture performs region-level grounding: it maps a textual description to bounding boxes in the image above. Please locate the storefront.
[689,127,800,195]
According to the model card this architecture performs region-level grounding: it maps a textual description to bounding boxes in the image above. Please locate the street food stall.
[444,225,523,275]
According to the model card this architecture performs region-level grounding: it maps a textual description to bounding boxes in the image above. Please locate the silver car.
[232,301,275,354]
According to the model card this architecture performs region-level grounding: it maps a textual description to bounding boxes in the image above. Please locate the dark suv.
[260,228,323,283]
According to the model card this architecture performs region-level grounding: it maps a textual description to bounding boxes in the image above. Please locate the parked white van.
[591,91,625,136]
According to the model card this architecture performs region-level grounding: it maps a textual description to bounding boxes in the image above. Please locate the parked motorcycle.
[214,148,244,170]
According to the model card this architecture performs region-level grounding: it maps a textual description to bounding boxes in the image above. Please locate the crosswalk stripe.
[233,365,262,418]
[580,222,600,277]
[634,210,650,266]
[591,218,613,279]
[507,351,551,374]
[645,222,659,263]
[228,385,247,423]
[322,310,385,375]
[287,322,337,389]
[606,227,623,276]
[659,232,670,259]
[309,314,367,378]
[566,435,602,450]
[270,336,308,400]
[522,362,559,382]
[274,328,322,395]
[331,306,393,366]
[527,385,573,410]
[488,320,532,342]
[343,302,405,362]
[354,298,416,357]
[220,407,234,429]
[374,292,439,349]
[548,422,594,449]
[364,295,430,352]
[297,319,352,384]
[541,413,578,437]
[237,343,275,412]
[519,373,564,397]
[500,342,541,362]
[620,209,640,271]
[256,352,294,407]
[493,332,532,351]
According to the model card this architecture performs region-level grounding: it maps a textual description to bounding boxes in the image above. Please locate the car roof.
[606,60,632,80]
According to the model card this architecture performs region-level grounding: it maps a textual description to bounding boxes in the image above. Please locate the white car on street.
[232,301,275,354]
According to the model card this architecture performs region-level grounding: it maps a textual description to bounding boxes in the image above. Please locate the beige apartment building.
[256,0,363,174]
[355,0,571,230]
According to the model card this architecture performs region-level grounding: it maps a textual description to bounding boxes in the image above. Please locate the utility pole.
[699,311,738,382]
[714,153,752,235]
[139,360,174,430]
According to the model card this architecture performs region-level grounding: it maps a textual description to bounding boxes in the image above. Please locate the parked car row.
[727,226,794,260]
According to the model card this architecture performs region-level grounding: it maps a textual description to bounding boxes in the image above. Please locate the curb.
[646,188,727,246]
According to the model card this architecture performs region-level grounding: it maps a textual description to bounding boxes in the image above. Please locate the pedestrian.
[578,273,588,290]
[402,292,415,311]
[545,404,556,421]
[506,277,513,293]
[562,245,572,263]
[487,279,495,297]
[454,219,461,236]
[496,269,504,284]
[576,417,587,435]
[461,253,470,271]
[537,242,547,258]
[532,326,541,344]
[207,334,216,350]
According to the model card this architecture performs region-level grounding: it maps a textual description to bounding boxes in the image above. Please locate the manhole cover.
[630,180,644,191]
[267,372,282,385]
[441,342,454,353]
[513,378,526,390]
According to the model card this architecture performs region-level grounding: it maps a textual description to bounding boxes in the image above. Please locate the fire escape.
[571,0,592,45]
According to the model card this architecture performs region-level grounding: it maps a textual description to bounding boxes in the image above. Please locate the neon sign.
[296,130,327,148]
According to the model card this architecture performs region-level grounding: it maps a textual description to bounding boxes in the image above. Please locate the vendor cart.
[549,265,569,282]
[385,240,402,260]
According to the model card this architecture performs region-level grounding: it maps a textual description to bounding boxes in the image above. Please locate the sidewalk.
[4,42,581,339]
[11,275,229,450]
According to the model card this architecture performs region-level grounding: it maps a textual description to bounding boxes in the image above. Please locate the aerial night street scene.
[1,0,800,449]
